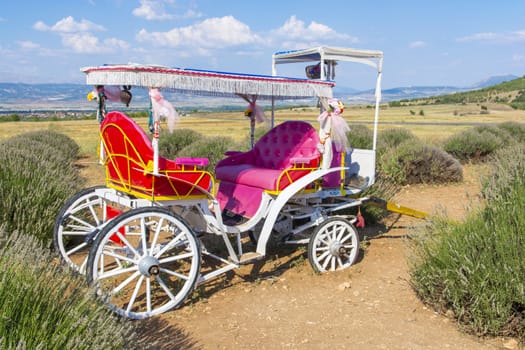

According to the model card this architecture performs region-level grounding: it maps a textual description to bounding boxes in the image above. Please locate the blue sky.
[1,0,524,90]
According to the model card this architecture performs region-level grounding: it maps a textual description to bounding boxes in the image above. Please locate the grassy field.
[2,103,525,156]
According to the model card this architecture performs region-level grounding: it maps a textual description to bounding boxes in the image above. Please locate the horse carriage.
[52,46,417,319]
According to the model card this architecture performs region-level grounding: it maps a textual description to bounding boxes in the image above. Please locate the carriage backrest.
[100,111,153,189]
[252,121,321,170]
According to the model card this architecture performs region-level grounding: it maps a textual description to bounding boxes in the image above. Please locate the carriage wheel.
[53,186,123,274]
[86,207,201,319]
[308,217,360,273]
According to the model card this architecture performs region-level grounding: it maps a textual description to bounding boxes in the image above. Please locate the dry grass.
[2,103,524,157]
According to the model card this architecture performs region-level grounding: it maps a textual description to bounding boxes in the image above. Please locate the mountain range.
[0,74,519,112]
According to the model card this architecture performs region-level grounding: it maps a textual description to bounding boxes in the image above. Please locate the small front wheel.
[308,217,360,273]
[87,207,201,319]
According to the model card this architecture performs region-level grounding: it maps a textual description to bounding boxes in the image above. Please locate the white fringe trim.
[82,66,333,100]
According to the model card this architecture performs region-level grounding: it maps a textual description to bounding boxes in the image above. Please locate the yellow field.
[2,103,524,156]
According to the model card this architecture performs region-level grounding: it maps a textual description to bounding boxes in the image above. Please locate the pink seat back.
[253,121,320,170]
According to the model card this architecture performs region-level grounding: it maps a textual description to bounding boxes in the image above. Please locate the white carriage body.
[55,46,384,318]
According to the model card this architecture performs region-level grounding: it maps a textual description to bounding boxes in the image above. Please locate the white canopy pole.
[372,57,383,152]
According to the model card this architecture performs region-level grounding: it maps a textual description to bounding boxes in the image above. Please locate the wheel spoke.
[314,246,330,252]
[87,200,102,226]
[140,217,148,256]
[79,258,88,274]
[330,256,336,271]
[65,242,88,256]
[102,249,137,265]
[340,232,354,244]
[62,228,91,235]
[337,257,344,269]
[66,215,96,231]
[316,249,331,263]
[335,225,345,241]
[321,253,332,270]
[155,275,177,302]
[159,267,189,281]
[146,277,152,313]
[111,271,141,295]
[114,231,141,258]
[149,217,164,255]
[319,234,331,245]
[158,252,193,264]
[155,231,185,258]
[98,265,138,281]
[126,275,145,313]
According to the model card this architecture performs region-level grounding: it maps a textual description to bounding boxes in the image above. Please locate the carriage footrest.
[239,252,263,264]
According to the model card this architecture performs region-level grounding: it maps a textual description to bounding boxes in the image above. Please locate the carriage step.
[239,252,263,264]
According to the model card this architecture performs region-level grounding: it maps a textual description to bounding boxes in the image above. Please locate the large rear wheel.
[87,207,201,319]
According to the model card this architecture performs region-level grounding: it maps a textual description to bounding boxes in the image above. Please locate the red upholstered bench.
[100,111,213,200]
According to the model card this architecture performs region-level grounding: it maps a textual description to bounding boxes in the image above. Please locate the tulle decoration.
[318,98,350,152]
[101,85,121,102]
[249,101,266,123]
[149,88,179,133]
[239,95,266,123]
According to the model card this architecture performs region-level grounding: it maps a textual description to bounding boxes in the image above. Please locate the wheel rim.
[310,219,359,272]
[54,188,107,273]
[88,208,200,319]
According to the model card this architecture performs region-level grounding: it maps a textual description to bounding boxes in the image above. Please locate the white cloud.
[409,41,427,48]
[272,16,358,44]
[18,41,41,50]
[457,30,525,43]
[32,16,127,54]
[33,16,105,33]
[104,38,130,50]
[137,16,260,50]
[61,33,129,53]
[61,33,100,53]
[133,0,173,20]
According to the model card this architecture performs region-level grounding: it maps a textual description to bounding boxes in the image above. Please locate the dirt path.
[137,164,516,349]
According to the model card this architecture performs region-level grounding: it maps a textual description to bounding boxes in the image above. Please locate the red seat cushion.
[100,111,212,199]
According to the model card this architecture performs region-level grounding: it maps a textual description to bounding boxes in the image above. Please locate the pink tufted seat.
[215,121,321,217]
[216,121,321,191]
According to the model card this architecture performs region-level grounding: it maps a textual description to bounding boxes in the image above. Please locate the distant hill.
[342,75,521,104]
[1,74,523,112]
[471,74,519,89]
[400,76,525,109]
[344,85,469,104]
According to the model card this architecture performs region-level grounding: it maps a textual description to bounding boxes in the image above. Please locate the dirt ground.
[130,163,521,350]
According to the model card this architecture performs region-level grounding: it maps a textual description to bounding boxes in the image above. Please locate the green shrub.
[497,121,525,143]
[0,230,141,349]
[377,128,418,152]
[443,123,525,163]
[347,124,373,149]
[158,128,203,159]
[380,141,463,184]
[472,125,515,147]
[0,131,83,244]
[443,128,504,162]
[6,130,80,164]
[410,144,525,339]
[178,136,237,173]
